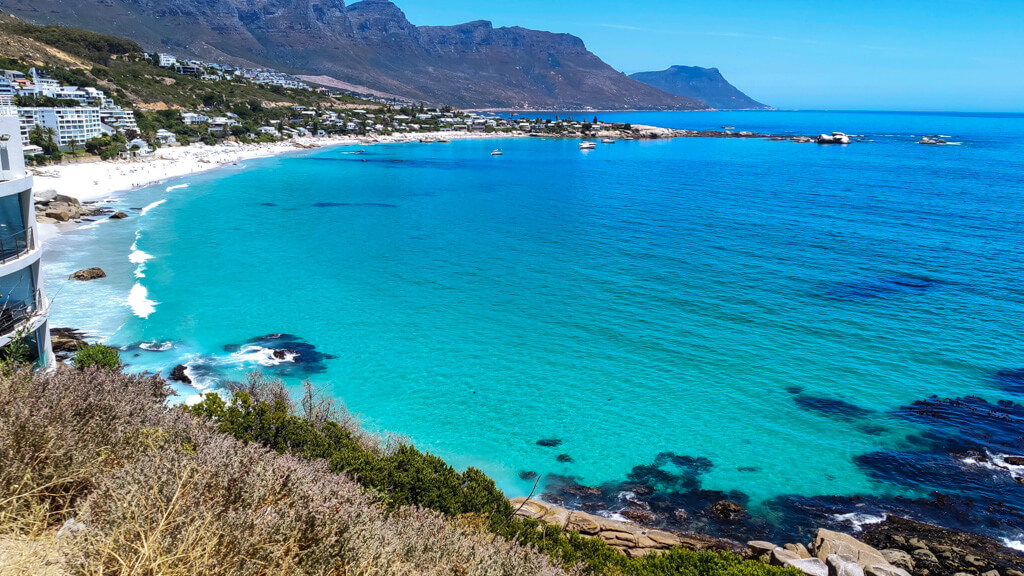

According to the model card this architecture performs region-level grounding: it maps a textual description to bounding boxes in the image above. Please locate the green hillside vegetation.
[4,21,143,65]
[0,18,375,155]
[0,355,799,576]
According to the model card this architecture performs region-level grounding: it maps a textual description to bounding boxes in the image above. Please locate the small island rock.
[69,268,106,281]
[708,500,745,520]
[169,364,192,384]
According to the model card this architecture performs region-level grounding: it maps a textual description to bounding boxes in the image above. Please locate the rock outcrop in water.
[511,497,743,558]
[69,268,106,281]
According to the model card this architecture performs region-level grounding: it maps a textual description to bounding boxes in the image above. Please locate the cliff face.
[629,66,770,110]
[0,0,707,110]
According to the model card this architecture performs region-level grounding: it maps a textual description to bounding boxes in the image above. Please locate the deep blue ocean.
[42,111,1024,546]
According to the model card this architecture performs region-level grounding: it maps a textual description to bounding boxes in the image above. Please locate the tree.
[29,126,60,157]
[68,139,78,155]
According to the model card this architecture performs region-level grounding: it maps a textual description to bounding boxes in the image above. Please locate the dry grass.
[0,366,568,576]
[0,366,170,536]
[0,535,66,576]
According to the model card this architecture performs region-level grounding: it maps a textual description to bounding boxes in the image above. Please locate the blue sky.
[393,0,1023,112]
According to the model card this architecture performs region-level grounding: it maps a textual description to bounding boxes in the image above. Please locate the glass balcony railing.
[0,288,44,337]
[0,228,35,264]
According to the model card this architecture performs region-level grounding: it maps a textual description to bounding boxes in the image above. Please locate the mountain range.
[0,0,765,110]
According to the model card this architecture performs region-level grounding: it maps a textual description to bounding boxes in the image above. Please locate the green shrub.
[72,344,121,371]
[187,390,512,518]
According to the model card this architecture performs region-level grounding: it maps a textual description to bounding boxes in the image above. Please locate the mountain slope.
[0,0,707,110]
[629,66,769,110]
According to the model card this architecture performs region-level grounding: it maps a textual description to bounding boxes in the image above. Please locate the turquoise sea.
[42,111,1024,544]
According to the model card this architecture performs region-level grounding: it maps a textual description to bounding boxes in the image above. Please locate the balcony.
[0,228,34,264]
[0,288,44,338]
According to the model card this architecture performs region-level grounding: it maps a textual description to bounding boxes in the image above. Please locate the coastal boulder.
[69,268,106,281]
[771,548,802,566]
[813,529,890,569]
[786,542,813,559]
[879,549,914,571]
[110,211,129,220]
[53,194,81,207]
[565,511,602,536]
[508,497,742,556]
[46,210,72,222]
[50,327,87,354]
[864,566,912,576]
[827,554,865,576]
[788,558,829,576]
[747,541,777,559]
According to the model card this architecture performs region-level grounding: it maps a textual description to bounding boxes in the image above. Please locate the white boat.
[491,149,503,156]
[601,138,616,144]
[579,141,596,150]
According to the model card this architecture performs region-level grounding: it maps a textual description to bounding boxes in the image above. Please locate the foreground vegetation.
[0,350,798,575]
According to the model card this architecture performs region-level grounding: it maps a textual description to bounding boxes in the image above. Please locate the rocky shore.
[49,327,88,362]
[34,192,111,224]
[512,498,1024,576]
[528,124,859,144]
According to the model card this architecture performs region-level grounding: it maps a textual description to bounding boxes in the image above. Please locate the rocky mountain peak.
[630,65,769,110]
[346,0,417,39]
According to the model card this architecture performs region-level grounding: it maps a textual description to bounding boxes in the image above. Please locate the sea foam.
[127,283,157,318]
[129,231,154,278]
[831,512,886,532]
[140,199,167,216]
[224,345,299,367]
[166,184,189,192]
[1003,537,1024,552]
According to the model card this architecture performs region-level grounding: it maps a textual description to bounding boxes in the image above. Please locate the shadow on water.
[824,275,947,301]
[312,202,399,208]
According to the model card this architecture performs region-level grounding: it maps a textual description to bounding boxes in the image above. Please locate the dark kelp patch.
[825,275,945,301]
[994,368,1024,395]
[794,395,875,421]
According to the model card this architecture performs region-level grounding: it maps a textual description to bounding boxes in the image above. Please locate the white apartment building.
[18,107,104,148]
[157,53,178,68]
[28,69,59,93]
[100,108,139,133]
[0,106,53,366]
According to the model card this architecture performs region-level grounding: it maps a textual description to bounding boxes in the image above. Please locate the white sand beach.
[30,130,522,240]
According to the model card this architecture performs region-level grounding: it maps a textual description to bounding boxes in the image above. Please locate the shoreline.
[31,130,526,240]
